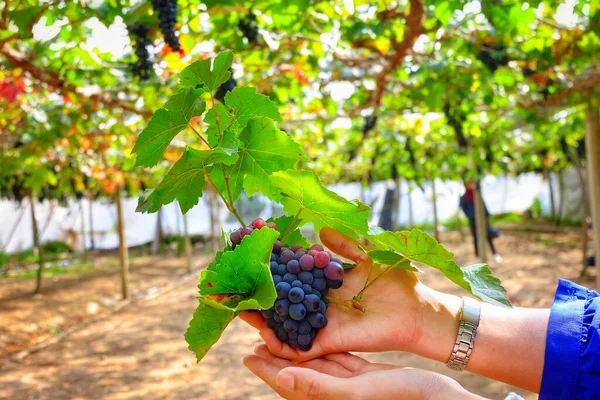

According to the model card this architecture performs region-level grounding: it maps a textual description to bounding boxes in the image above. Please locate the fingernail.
[276,371,295,390]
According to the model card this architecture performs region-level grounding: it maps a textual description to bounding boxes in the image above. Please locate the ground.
[0,228,596,400]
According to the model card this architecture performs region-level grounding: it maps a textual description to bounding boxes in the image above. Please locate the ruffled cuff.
[539,279,600,400]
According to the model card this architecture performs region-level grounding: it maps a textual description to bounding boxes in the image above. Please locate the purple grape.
[275,299,290,316]
[301,283,313,295]
[273,275,282,285]
[230,230,242,245]
[288,331,298,340]
[288,287,305,303]
[289,303,306,320]
[283,318,298,333]
[273,312,284,323]
[261,309,275,319]
[307,312,326,328]
[309,244,324,252]
[303,294,320,312]
[288,339,299,349]
[298,333,311,346]
[280,250,295,264]
[324,261,344,280]
[295,250,306,260]
[283,273,297,284]
[266,318,278,330]
[326,277,343,289]
[299,255,315,271]
[319,300,327,313]
[275,325,288,341]
[314,251,330,268]
[272,241,282,253]
[270,261,279,274]
[270,253,277,262]
[312,268,324,278]
[298,320,311,334]
[276,282,291,300]
[291,280,302,288]
[276,264,287,276]
[286,259,301,274]
[240,226,254,238]
[311,277,326,292]
[291,245,302,252]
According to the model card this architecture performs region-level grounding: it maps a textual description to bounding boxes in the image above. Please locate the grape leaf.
[268,215,310,248]
[367,250,421,272]
[371,229,510,307]
[269,170,370,240]
[132,87,206,167]
[180,50,233,90]
[136,146,238,214]
[184,298,235,362]
[204,103,235,147]
[225,87,283,126]
[212,117,305,202]
[185,228,279,362]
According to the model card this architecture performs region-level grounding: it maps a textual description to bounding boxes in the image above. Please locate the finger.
[322,353,370,372]
[239,311,265,330]
[276,367,353,400]
[254,344,295,369]
[297,358,356,378]
[320,227,372,264]
[243,355,295,399]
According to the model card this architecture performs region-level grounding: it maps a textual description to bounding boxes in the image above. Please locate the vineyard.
[0,1,599,399]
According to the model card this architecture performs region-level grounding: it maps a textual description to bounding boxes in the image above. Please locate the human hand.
[243,344,485,400]
[240,227,462,363]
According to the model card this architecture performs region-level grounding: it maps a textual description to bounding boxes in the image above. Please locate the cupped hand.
[243,344,483,400]
[240,227,461,363]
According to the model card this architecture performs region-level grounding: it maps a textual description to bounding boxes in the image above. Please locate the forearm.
[408,284,550,393]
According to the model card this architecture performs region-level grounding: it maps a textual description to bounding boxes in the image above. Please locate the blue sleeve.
[539,279,600,400]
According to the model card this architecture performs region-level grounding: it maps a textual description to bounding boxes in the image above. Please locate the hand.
[240,227,462,363]
[243,344,484,400]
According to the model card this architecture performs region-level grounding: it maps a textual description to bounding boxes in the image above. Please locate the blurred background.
[0,0,598,399]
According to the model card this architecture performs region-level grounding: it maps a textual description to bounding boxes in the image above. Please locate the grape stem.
[204,169,246,226]
[326,296,366,313]
[280,208,303,242]
[353,257,407,303]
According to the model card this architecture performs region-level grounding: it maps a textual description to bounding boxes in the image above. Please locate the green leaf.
[198,227,278,308]
[180,51,233,90]
[367,250,421,272]
[225,87,283,126]
[371,229,510,307]
[269,215,310,248]
[184,298,235,362]
[217,117,305,202]
[204,103,235,147]
[136,146,238,214]
[270,170,371,240]
[132,88,206,167]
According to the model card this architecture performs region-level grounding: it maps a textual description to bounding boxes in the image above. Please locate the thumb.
[276,367,350,399]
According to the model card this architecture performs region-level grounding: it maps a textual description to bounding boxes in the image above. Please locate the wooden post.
[151,209,161,255]
[584,102,600,288]
[407,182,414,228]
[183,211,193,273]
[79,201,88,262]
[31,198,44,294]
[474,181,489,263]
[546,171,556,219]
[115,188,129,300]
[432,179,440,241]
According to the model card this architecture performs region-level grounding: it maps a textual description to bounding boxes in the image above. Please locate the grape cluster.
[238,13,260,44]
[128,24,153,80]
[151,0,181,52]
[214,72,237,103]
[230,218,345,351]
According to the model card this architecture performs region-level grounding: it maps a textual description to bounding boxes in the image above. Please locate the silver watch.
[446,296,481,371]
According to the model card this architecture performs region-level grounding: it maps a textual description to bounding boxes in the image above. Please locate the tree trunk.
[432,179,440,241]
[393,177,401,231]
[584,102,600,288]
[88,198,96,267]
[474,181,489,263]
[115,188,129,300]
[31,198,44,294]
[555,170,565,227]
[546,171,556,219]
[183,211,193,273]
[407,182,414,228]
[79,201,88,262]
[455,209,466,240]
[151,208,162,255]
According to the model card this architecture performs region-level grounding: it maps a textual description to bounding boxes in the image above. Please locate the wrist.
[408,283,462,363]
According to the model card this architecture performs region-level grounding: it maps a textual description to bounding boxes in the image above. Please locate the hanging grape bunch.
[238,12,260,45]
[230,218,344,351]
[128,24,153,80]
[151,0,181,52]
[214,69,237,102]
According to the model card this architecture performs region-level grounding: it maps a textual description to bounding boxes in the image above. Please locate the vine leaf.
[371,229,510,307]
[136,146,238,214]
[367,250,421,272]
[180,50,233,90]
[132,87,206,167]
[185,228,279,362]
[211,117,305,202]
[269,215,310,248]
[224,86,283,126]
[204,103,234,147]
[269,170,371,240]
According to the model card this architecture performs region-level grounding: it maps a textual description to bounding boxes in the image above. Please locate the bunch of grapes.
[128,24,153,80]
[151,0,181,52]
[214,73,237,102]
[230,218,345,351]
[238,13,260,44]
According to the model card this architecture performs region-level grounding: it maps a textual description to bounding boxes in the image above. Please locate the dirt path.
[0,230,596,399]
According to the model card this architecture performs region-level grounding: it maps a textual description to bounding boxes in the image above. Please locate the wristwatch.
[446,296,481,371]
